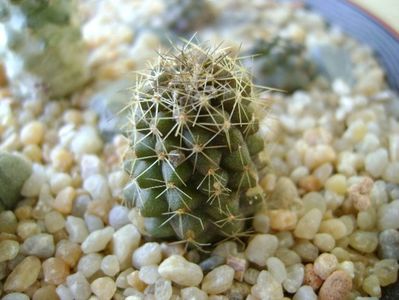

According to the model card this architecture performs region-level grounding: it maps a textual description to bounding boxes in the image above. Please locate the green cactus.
[247,37,316,93]
[0,0,89,99]
[161,0,215,35]
[0,152,32,211]
[123,42,269,247]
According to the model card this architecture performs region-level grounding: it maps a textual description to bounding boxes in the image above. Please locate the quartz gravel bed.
[1,0,399,299]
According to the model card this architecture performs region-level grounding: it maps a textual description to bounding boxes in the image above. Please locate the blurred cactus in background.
[0,0,89,99]
[161,0,215,35]
[123,42,269,247]
[247,37,316,93]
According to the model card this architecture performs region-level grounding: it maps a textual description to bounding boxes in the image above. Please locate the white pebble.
[266,257,287,284]
[65,216,89,243]
[154,278,173,300]
[90,276,116,300]
[245,234,278,266]
[80,154,105,179]
[101,255,120,277]
[77,253,103,278]
[251,270,284,300]
[158,255,203,287]
[112,224,141,269]
[294,208,322,239]
[139,264,160,285]
[378,200,399,230]
[21,233,55,258]
[132,242,162,269]
[56,284,74,300]
[181,287,208,300]
[84,214,104,232]
[21,164,47,197]
[283,264,305,293]
[83,174,111,202]
[2,293,30,300]
[314,253,338,280]
[108,205,130,230]
[70,125,103,155]
[66,272,91,300]
[50,173,73,194]
[201,265,235,295]
[81,227,114,253]
[365,148,388,177]
[293,285,317,300]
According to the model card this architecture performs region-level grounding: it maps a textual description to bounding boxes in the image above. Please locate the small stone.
[378,229,399,259]
[294,208,322,239]
[362,274,381,297]
[138,264,159,285]
[108,205,130,229]
[319,270,352,300]
[266,257,287,284]
[199,255,225,272]
[201,265,235,295]
[81,227,114,253]
[55,284,73,300]
[20,164,46,198]
[83,174,111,202]
[269,177,298,208]
[313,233,336,252]
[268,210,297,231]
[70,125,103,155]
[101,255,120,277]
[181,287,208,300]
[84,213,104,232]
[227,255,248,282]
[44,211,65,233]
[251,270,284,300]
[112,224,141,269]
[253,213,270,233]
[21,233,55,258]
[298,175,322,192]
[132,242,162,269]
[158,255,203,287]
[126,270,146,291]
[50,173,73,195]
[245,234,278,266]
[80,154,105,179]
[53,187,76,214]
[2,293,30,300]
[50,148,74,172]
[372,259,398,287]
[66,272,91,300]
[14,205,32,221]
[87,199,113,223]
[275,248,301,267]
[303,264,323,290]
[4,256,41,292]
[65,216,89,243]
[378,200,399,230]
[364,147,388,178]
[16,220,41,240]
[212,241,238,258]
[293,285,317,300]
[314,253,338,280]
[77,253,103,278]
[154,278,173,300]
[71,195,90,218]
[302,192,326,215]
[32,285,59,300]
[244,268,260,285]
[91,277,116,300]
[20,121,44,145]
[0,240,19,262]
[42,257,70,285]
[283,263,305,294]
[319,219,348,240]
[348,231,378,253]
[0,211,18,234]
[292,240,319,263]
[55,239,82,268]
[325,175,347,195]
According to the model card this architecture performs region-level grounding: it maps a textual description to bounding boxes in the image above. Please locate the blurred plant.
[247,37,316,93]
[123,41,270,248]
[0,0,89,99]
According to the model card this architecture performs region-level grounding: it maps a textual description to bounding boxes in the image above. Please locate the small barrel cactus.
[161,0,215,35]
[0,0,89,99]
[0,152,32,211]
[123,42,269,247]
[247,37,316,93]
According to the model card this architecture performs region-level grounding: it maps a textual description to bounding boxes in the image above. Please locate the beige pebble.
[0,240,20,262]
[51,148,74,171]
[42,257,70,285]
[4,256,41,292]
[17,220,41,240]
[319,219,348,240]
[294,208,322,239]
[22,144,42,162]
[126,270,146,292]
[20,121,45,145]
[158,255,203,287]
[32,285,59,300]
[269,210,297,231]
[55,239,82,268]
[314,253,338,280]
[14,206,32,221]
[201,265,235,295]
[53,187,76,214]
[91,277,116,300]
[298,175,322,192]
[303,264,323,290]
[87,199,113,223]
[325,174,347,195]
[319,270,352,300]
[44,211,65,233]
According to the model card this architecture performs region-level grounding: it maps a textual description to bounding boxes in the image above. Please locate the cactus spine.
[0,0,89,99]
[123,42,269,247]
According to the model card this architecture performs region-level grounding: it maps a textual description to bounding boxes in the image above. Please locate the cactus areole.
[123,43,270,247]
